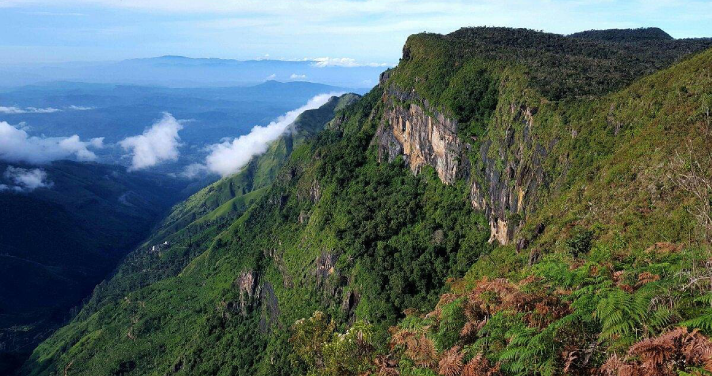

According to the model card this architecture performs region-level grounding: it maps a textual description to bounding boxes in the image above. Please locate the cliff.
[375,71,546,244]
[371,27,712,245]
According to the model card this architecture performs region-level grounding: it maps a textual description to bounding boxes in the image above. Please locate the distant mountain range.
[0,56,389,88]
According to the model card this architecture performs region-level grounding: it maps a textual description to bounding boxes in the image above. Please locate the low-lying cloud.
[311,57,391,68]
[0,106,61,114]
[0,104,94,114]
[0,121,103,164]
[202,93,338,177]
[120,113,183,171]
[67,105,94,111]
[0,166,52,192]
[179,163,208,179]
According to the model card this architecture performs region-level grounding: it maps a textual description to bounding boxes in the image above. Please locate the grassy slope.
[365,40,712,375]
[69,94,361,313]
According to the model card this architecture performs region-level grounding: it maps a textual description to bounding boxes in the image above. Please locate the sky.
[0,0,711,65]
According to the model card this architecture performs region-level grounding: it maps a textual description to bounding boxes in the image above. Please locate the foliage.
[600,327,712,376]
[290,312,376,376]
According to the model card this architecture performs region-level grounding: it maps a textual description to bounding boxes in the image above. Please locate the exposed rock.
[469,104,548,245]
[298,210,310,224]
[258,282,280,333]
[315,252,338,287]
[235,271,258,314]
[376,94,465,184]
[528,248,541,266]
[516,237,529,252]
[236,271,257,298]
[231,271,281,331]
[310,180,322,202]
[342,290,360,323]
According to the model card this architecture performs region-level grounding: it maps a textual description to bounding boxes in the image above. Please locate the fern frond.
[681,312,712,333]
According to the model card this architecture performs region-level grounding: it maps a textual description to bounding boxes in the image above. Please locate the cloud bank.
[203,93,337,177]
[0,121,103,164]
[1,166,52,192]
[119,113,183,171]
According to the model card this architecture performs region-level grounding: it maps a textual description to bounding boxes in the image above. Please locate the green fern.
[596,288,647,348]
[680,311,712,333]
[499,323,559,376]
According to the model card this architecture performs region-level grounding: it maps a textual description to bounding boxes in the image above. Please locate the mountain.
[0,57,388,89]
[20,27,712,376]
[56,93,360,317]
[0,161,187,374]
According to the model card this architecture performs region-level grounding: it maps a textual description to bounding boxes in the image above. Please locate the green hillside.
[20,28,712,376]
[38,93,361,338]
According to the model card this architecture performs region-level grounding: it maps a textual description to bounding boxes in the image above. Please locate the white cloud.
[59,135,104,161]
[0,0,479,16]
[289,73,307,80]
[311,57,391,68]
[179,162,208,179]
[0,121,103,164]
[119,113,183,171]
[265,73,277,80]
[204,93,339,177]
[2,166,52,192]
[0,106,61,114]
[0,105,95,113]
[68,105,94,110]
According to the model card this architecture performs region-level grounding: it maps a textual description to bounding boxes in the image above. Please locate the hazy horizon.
[1,0,711,65]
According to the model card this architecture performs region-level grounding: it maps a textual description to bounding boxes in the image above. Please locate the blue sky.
[0,0,711,65]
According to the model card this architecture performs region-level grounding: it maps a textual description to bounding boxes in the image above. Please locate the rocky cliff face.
[375,72,550,245]
[233,271,280,331]
[376,84,467,185]
[470,103,549,244]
